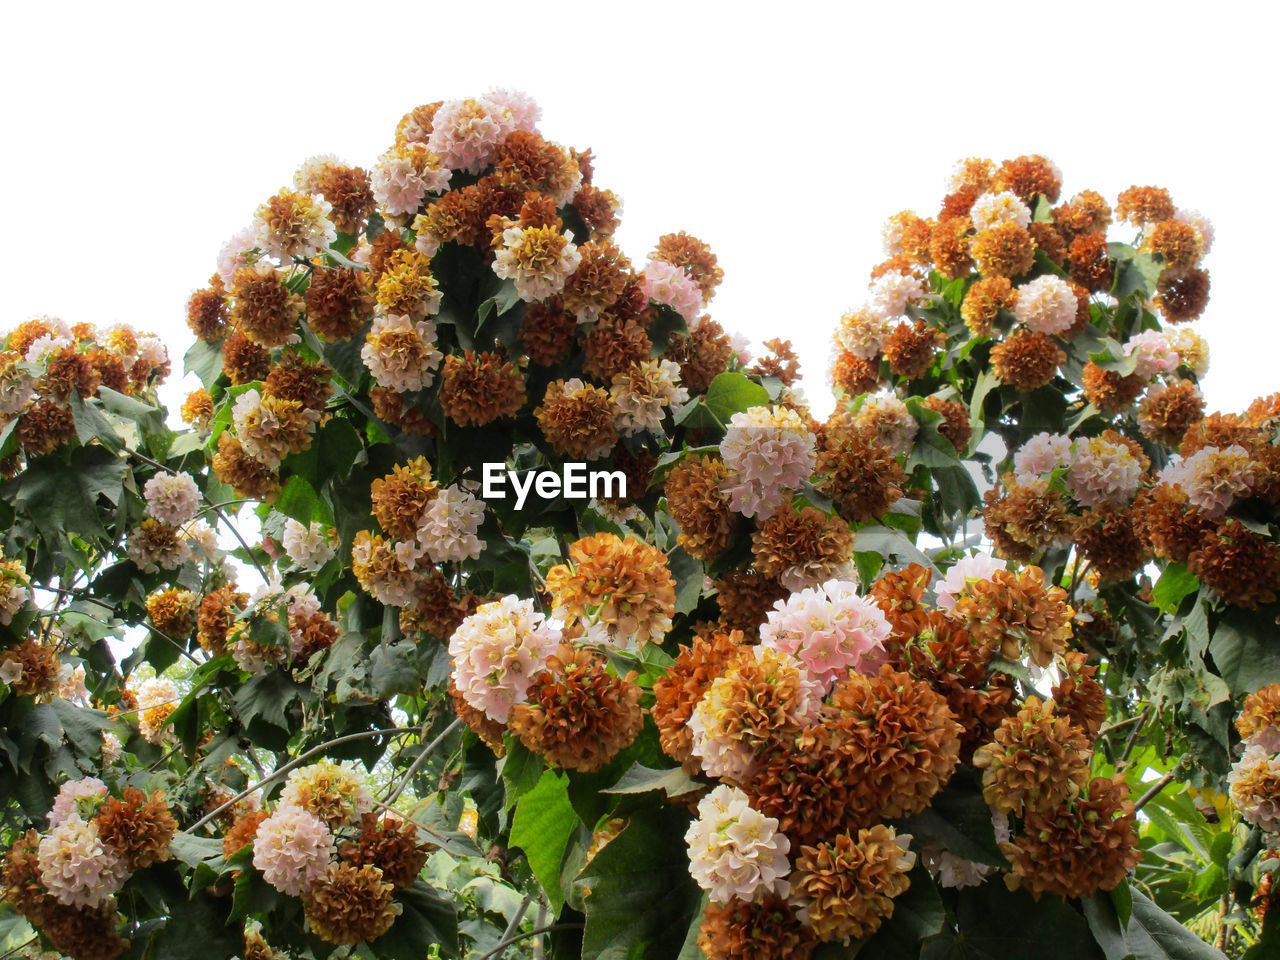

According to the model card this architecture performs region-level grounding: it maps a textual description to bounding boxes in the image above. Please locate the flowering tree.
[2,94,1278,960]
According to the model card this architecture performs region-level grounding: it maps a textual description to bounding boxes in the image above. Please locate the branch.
[474,924,583,960]
[184,725,421,833]
[1133,769,1179,812]
[383,718,462,806]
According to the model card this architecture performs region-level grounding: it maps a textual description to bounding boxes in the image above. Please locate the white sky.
[2,1,1275,423]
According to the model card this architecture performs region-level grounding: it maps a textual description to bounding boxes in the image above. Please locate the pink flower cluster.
[640,260,704,324]
[934,553,1008,612]
[143,472,201,527]
[1065,435,1144,507]
[684,785,791,904]
[448,596,562,723]
[49,778,108,826]
[718,406,816,520]
[759,579,890,689]
[1159,445,1257,518]
[252,804,336,896]
[427,97,516,175]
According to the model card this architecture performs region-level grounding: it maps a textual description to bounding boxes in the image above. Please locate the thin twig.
[499,895,534,946]
[383,718,463,806]
[1134,769,1179,812]
[475,924,582,960]
[206,501,271,584]
[184,725,421,833]
[1120,706,1152,766]
[0,935,38,960]
[1098,713,1148,738]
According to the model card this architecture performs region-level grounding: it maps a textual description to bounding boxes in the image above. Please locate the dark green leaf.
[370,882,460,960]
[510,768,577,913]
[859,865,945,959]
[48,699,111,756]
[183,338,225,391]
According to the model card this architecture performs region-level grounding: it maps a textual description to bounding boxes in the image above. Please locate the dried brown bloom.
[1142,219,1202,272]
[181,389,215,428]
[665,455,739,561]
[1132,486,1215,563]
[831,350,881,396]
[1074,503,1148,582]
[450,680,506,756]
[95,787,176,871]
[222,330,271,385]
[18,397,76,457]
[535,379,619,460]
[791,825,915,943]
[1082,361,1145,414]
[370,457,437,539]
[922,396,972,453]
[955,566,1073,667]
[198,586,248,657]
[582,316,651,383]
[306,267,375,341]
[86,347,130,395]
[972,696,1091,816]
[39,901,130,960]
[1003,774,1140,900]
[883,320,944,380]
[402,569,474,641]
[439,351,526,427]
[7,318,57,357]
[993,155,1062,205]
[664,318,734,394]
[1068,232,1115,293]
[0,639,60,697]
[961,276,1016,337]
[146,587,199,638]
[222,808,269,860]
[715,569,787,634]
[376,248,439,318]
[494,131,579,200]
[816,425,904,524]
[939,185,981,222]
[509,645,643,771]
[264,352,333,412]
[1052,190,1112,243]
[991,330,1063,392]
[983,478,1077,562]
[745,725,864,845]
[1188,519,1280,609]
[751,503,855,586]
[212,432,280,501]
[970,223,1036,279]
[2,830,52,922]
[1028,221,1067,267]
[1238,684,1280,744]
[370,386,436,437]
[697,895,816,960]
[653,630,745,770]
[561,240,631,321]
[546,533,675,643]
[187,286,228,342]
[1116,185,1175,225]
[1154,267,1210,323]
[304,862,397,945]
[340,813,431,889]
[230,266,302,347]
[1052,651,1106,740]
[824,665,963,820]
[572,183,622,239]
[928,216,973,279]
[315,164,375,234]
[519,298,577,366]
[750,339,802,386]
[653,232,723,301]
[1137,379,1204,445]
[870,563,934,659]
[38,345,101,401]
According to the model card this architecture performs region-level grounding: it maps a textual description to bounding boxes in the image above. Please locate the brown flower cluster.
[953,566,1073,667]
[664,455,739,561]
[698,895,815,960]
[534,378,619,460]
[791,825,915,943]
[340,813,431,889]
[982,478,1076,562]
[653,630,746,771]
[438,350,526,426]
[95,788,177,871]
[146,587,199,638]
[883,320,944,380]
[991,330,1063,392]
[304,862,398,944]
[816,422,904,524]
[546,533,675,643]
[664,318,735,394]
[751,503,854,587]
[370,456,438,539]
[1,638,60,697]
[212,433,281,501]
[972,697,1091,816]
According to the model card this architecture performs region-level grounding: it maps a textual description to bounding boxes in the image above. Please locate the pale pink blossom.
[1014,275,1077,336]
[850,394,918,456]
[1163,445,1257,518]
[935,554,1008,613]
[759,580,890,689]
[867,270,928,321]
[719,406,816,520]
[1228,744,1280,832]
[484,88,542,133]
[216,228,260,286]
[1123,330,1179,381]
[969,191,1032,232]
[427,97,515,175]
[281,519,336,571]
[1174,209,1214,257]
[448,596,561,723]
[361,314,444,392]
[1012,432,1072,480]
[834,307,890,360]
[49,778,108,826]
[1065,435,1144,507]
[252,804,335,896]
[640,260,704,322]
[143,472,201,527]
[417,484,485,565]
[57,662,89,704]
[684,785,791,904]
[611,359,689,436]
[37,814,129,908]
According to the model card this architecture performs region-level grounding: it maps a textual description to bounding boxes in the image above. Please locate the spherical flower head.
[448,596,561,723]
[545,533,676,646]
[1168,327,1210,378]
[485,87,541,132]
[867,270,928,321]
[217,227,260,286]
[49,778,108,826]
[851,394,918,457]
[935,553,1007,613]
[1123,329,1179,381]
[135,676,181,743]
[611,359,689,436]
[880,210,921,257]
[969,190,1032,233]
[25,333,73,365]
[835,307,890,360]
[0,352,36,416]
[57,662,89,704]
[1066,435,1144,508]
[143,472,200,527]
[127,519,192,574]
[0,558,30,626]
[684,784,791,904]
[1168,445,1257,518]
[427,97,515,174]
[1175,209,1214,256]
[232,389,319,469]
[719,405,817,520]
[281,519,336,571]
[759,580,890,690]
[37,814,129,908]
[292,153,343,193]
[417,484,485,565]
[252,804,336,896]
[1012,432,1072,481]
[252,189,336,262]
[1013,275,1077,336]
[640,260,703,323]
[279,760,374,831]
[361,313,443,392]
[372,145,451,220]
[1229,744,1280,832]
[687,645,824,782]
[791,825,917,943]
[493,225,582,302]
[1238,685,1280,754]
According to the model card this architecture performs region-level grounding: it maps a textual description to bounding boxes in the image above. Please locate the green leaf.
[859,865,945,959]
[1084,886,1226,960]
[153,890,241,960]
[168,834,223,869]
[668,546,704,616]
[956,881,1105,960]
[69,392,124,454]
[367,640,420,697]
[499,737,545,810]
[510,769,577,913]
[48,699,111,756]
[897,774,1004,867]
[854,525,934,572]
[232,670,302,733]
[576,807,702,960]
[1208,605,1280,697]
[273,473,331,527]
[703,372,769,423]
[370,881,460,960]
[10,445,126,542]
[600,762,703,798]
[183,338,225,390]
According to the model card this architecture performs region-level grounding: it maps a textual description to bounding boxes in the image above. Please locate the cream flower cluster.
[361,314,444,392]
[37,814,129,908]
[611,359,689,437]
[1065,435,1145,507]
[492,226,583,302]
[281,519,337,571]
[0,555,29,626]
[684,785,792,904]
[1228,744,1280,833]
[1014,275,1076,336]
[934,553,1008,612]
[448,596,562,723]
[1159,445,1257,518]
[719,405,817,520]
[416,484,485,565]
[969,190,1032,232]
[867,270,928,322]
[143,472,201,527]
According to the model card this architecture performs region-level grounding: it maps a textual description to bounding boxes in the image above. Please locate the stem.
[383,718,462,806]
[0,936,38,960]
[1098,713,1148,738]
[474,925,582,960]
[1120,706,1152,766]
[1133,769,1178,812]
[499,895,533,946]
[183,725,421,833]
[532,898,548,960]
[206,500,271,585]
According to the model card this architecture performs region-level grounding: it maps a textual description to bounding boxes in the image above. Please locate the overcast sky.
[2,2,1274,422]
